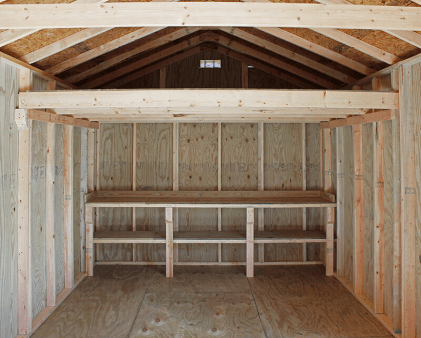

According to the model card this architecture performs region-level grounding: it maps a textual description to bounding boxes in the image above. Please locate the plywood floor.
[32,265,393,338]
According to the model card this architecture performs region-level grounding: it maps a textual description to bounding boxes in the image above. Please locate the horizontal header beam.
[20,109,99,129]
[0,3,421,30]
[19,90,399,110]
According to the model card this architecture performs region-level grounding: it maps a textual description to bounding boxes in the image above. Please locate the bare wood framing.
[25,109,99,129]
[258,123,264,263]
[353,122,364,295]
[336,127,345,277]
[85,206,94,276]
[165,207,174,278]
[18,90,399,110]
[326,207,335,276]
[64,125,74,288]
[320,110,396,129]
[372,77,385,315]
[132,123,136,262]
[173,122,179,264]
[217,122,222,263]
[246,208,254,278]
[1,3,421,31]
[17,69,32,335]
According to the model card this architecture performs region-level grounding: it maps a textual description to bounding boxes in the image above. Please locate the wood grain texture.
[249,265,392,338]
[0,60,19,338]
[343,126,355,286]
[362,123,375,303]
[54,124,65,297]
[129,292,265,338]
[31,265,156,338]
[178,123,219,263]
[221,123,257,263]
[306,123,322,262]
[135,123,172,262]
[73,127,81,277]
[98,124,133,261]
[264,123,303,262]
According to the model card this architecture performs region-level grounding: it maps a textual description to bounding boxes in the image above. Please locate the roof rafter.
[1,3,421,31]
[219,27,357,84]
[312,28,402,65]
[84,32,337,89]
[66,27,201,84]
[46,27,165,75]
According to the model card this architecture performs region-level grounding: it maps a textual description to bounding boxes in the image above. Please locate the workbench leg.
[325,207,335,276]
[166,207,174,278]
[246,208,254,278]
[85,206,94,277]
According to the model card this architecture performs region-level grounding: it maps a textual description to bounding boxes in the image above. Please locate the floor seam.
[247,277,269,338]
[126,266,158,338]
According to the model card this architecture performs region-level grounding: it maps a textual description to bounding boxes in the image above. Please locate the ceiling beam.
[20,28,113,64]
[18,89,399,110]
[220,27,357,84]
[46,27,165,75]
[89,117,331,123]
[65,27,201,84]
[315,0,421,48]
[312,28,402,65]
[0,0,109,48]
[54,107,368,115]
[1,3,421,31]
[256,28,374,76]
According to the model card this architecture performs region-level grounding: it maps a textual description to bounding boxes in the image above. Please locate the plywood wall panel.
[362,123,375,303]
[306,123,322,261]
[54,124,65,296]
[343,126,354,285]
[178,123,219,262]
[221,123,257,262]
[0,60,19,338]
[264,123,303,262]
[135,123,172,262]
[98,123,133,261]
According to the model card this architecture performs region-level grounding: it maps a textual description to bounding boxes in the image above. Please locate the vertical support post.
[391,68,402,333]
[160,67,166,89]
[46,77,57,307]
[336,127,345,277]
[302,123,307,262]
[372,77,385,314]
[80,128,88,273]
[242,63,248,89]
[323,128,332,269]
[399,65,416,338]
[257,123,264,263]
[132,123,136,262]
[46,118,56,307]
[87,129,95,194]
[95,127,100,260]
[172,122,179,263]
[246,208,254,278]
[64,125,74,289]
[18,69,32,334]
[85,205,94,276]
[353,123,364,295]
[166,207,173,278]
[326,207,335,276]
[217,122,222,262]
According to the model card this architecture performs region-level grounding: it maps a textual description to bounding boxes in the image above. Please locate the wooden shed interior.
[0,1,421,337]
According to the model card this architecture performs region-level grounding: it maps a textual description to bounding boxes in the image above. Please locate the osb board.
[0,60,19,338]
[411,61,421,338]
[54,124,66,297]
[264,123,303,262]
[383,120,394,321]
[73,127,81,277]
[362,122,374,303]
[221,123,257,262]
[178,123,219,262]
[135,123,172,262]
[98,123,133,261]
[306,123,322,261]
[31,75,48,319]
[166,49,242,88]
[248,67,301,89]
[343,125,354,285]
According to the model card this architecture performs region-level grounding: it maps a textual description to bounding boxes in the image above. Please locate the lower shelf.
[93,230,327,244]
